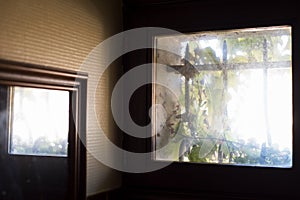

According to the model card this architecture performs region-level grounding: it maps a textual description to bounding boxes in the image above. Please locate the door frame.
[0,59,87,200]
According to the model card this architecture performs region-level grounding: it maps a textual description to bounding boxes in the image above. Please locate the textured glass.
[9,87,69,156]
[153,26,292,168]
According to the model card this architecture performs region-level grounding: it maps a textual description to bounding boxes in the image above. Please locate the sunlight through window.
[153,25,292,168]
[9,87,69,156]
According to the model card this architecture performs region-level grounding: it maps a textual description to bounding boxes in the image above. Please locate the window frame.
[122,0,300,199]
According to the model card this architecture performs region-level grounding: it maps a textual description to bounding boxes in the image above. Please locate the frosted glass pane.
[153,25,292,168]
[9,87,69,156]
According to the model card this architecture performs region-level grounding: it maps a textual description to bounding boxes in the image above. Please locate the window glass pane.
[153,25,292,168]
[9,87,69,156]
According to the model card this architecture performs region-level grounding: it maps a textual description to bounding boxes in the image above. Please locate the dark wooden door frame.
[0,59,87,200]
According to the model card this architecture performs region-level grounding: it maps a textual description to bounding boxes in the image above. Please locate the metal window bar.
[166,33,290,163]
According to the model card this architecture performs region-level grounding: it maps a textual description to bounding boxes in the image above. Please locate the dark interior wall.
[123,0,298,31]
[121,0,300,199]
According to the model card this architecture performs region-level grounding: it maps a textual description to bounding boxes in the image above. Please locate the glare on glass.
[153,25,292,168]
[9,86,69,156]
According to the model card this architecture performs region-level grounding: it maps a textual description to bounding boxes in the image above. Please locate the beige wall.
[0,0,123,196]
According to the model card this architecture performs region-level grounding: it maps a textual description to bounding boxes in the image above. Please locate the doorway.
[0,60,87,200]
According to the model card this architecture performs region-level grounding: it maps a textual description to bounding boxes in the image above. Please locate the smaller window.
[9,86,69,157]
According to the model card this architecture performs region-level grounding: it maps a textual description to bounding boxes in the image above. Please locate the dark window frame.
[123,1,300,199]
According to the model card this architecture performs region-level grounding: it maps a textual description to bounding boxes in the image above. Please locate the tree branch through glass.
[152,26,292,168]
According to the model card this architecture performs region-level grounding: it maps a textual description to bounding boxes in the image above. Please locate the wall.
[0,0,123,196]
[122,0,300,199]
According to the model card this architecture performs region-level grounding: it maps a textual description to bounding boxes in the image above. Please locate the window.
[9,86,69,156]
[153,25,292,168]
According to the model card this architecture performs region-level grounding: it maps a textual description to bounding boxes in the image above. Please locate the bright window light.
[153,25,292,168]
[9,86,69,157]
